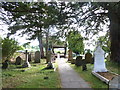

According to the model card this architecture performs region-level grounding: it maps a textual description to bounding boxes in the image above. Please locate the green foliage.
[2,38,23,61]
[98,33,111,53]
[67,31,84,54]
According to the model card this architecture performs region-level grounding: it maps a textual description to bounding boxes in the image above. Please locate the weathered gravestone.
[93,44,108,72]
[68,49,73,61]
[109,75,120,90]
[75,56,83,66]
[85,51,92,64]
[22,50,31,68]
[15,56,22,65]
[82,60,87,71]
[28,53,31,62]
[34,51,40,63]
[2,60,9,69]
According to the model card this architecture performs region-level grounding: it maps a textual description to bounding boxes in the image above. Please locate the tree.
[2,38,22,61]
[1,2,60,60]
[67,30,84,54]
[1,2,120,63]
[76,2,120,63]
[98,32,111,54]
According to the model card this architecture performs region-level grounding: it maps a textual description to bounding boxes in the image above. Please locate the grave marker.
[75,56,83,66]
[34,51,40,63]
[15,56,22,65]
[28,53,31,62]
[93,44,107,72]
[85,51,92,63]
[22,50,31,68]
[68,49,73,61]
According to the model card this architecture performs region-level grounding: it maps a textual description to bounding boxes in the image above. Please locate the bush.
[2,38,23,61]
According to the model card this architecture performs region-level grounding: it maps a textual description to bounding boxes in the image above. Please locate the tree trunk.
[37,33,44,59]
[45,29,49,63]
[40,37,44,58]
[108,8,120,63]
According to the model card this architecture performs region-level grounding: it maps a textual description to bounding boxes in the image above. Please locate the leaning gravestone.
[22,50,31,68]
[15,56,22,65]
[109,75,120,90]
[93,44,108,72]
[75,56,83,66]
[34,51,40,63]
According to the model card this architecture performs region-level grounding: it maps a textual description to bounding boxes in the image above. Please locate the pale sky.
[0,22,108,51]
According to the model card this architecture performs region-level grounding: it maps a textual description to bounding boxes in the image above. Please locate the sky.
[0,22,108,51]
[0,2,109,51]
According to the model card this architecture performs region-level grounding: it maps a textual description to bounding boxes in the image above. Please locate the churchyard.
[2,59,61,88]
[0,2,120,89]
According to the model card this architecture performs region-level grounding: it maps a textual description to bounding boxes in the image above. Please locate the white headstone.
[93,45,108,72]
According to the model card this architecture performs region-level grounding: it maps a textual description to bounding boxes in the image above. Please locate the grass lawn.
[2,59,61,88]
[69,60,119,89]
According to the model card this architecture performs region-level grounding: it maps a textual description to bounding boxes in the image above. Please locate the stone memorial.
[85,51,92,63]
[2,60,9,69]
[68,49,73,61]
[15,56,22,65]
[75,56,83,66]
[28,53,31,62]
[93,44,108,72]
[34,51,40,63]
[22,50,31,68]
[82,60,87,71]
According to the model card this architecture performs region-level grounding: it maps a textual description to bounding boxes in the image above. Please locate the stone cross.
[22,50,31,68]
[93,45,107,72]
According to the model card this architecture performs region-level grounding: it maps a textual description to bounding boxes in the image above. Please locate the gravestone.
[15,56,22,65]
[28,53,31,62]
[2,60,9,69]
[22,50,31,68]
[109,75,120,90]
[85,51,92,63]
[82,60,87,71]
[93,45,108,72]
[75,56,83,66]
[68,49,73,61]
[34,51,40,63]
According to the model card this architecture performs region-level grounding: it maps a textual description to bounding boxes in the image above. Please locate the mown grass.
[70,60,119,89]
[70,64,108,88]
[2,59,61,88]
[106,61,120,74]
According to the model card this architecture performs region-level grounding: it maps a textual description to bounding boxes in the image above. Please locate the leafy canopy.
[67,30,84,54]
[2,38,23,61]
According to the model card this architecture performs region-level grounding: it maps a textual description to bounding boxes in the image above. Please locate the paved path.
[57,58,91,88]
